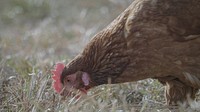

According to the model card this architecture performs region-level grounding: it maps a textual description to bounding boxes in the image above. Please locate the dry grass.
[0,0,200,112]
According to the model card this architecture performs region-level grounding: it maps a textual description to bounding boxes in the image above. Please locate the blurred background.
[0,0,132,66]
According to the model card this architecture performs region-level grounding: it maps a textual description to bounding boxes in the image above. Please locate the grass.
[0,0,200,112]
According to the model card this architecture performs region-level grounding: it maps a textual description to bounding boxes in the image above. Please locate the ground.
[0,0,199,112]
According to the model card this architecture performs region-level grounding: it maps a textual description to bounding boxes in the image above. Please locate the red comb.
[51,63,65,94]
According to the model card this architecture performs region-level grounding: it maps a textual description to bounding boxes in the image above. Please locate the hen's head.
[51,57,93,96]
[51,28,130,96]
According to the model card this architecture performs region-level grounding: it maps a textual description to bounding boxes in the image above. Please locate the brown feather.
[61,0,200,104]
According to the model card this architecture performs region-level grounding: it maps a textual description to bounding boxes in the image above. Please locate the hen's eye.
[67,79,70,82]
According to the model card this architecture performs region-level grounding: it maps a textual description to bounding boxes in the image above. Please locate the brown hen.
[59,0,200,105]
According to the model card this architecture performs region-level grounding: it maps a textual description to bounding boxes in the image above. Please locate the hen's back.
[115,0,200,88]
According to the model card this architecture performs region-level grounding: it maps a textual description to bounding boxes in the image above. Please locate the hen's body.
[62,0,200,104]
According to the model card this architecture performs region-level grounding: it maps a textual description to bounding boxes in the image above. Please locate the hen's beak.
[79,88,88,94]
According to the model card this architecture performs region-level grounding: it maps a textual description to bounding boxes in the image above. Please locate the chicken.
[52,0,200,105]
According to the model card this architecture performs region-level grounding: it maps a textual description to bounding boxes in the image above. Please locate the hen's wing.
[115,0,200,87]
